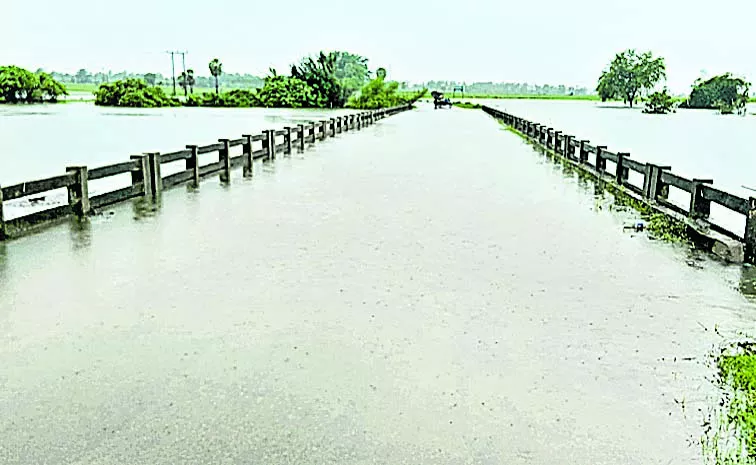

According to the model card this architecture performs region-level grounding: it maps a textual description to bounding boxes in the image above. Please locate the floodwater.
[1,103,756,464]
[483,99,756,236]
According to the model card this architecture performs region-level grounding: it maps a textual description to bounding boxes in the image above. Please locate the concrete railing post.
[146,152,162,199]
[595,146,607,173]
[357,113,362,130]
[65,166,90,217]
[131,154,153,199]
[218,139,231,183]
[579,140,589,164]
[285,127,292,155]
[297,125,305,151]
[241,136,254,178]
[564,135,574,159]
[689,179,714,219]
[745,197,756,264]
[643,164,672,200]
[554,131,562,154]
[616,152,630,185]
[320,121,327,140]
[266,130,277,160]
[186,145,200,187]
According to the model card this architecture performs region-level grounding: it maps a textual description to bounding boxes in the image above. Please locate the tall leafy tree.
[596,50,666,107]
[333,51,370,103]
[684,73,750,114]
[0,66,67,103]
[290,52,341,108]
[209,58,223,95]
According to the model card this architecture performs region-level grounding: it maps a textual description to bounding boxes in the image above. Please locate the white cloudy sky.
[3,0,755,93]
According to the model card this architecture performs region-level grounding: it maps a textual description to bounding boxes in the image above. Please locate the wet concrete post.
[579,140,589,164]
[531,124,539,139]
[540,127,547,145]
[357,113,362,130]
[267,130,277,160]
[218,139,231,183]
[564,135,574,159]
[297,125,305,151]
[320,121,327,140]
[330,118,337,136]
[689,179,713,219]
[595,146,607,173]
[241,136,254,178]
[0,187,5,240]
[285,127,292,155]
[616,152,629,185]
[554,131,562,154]
[131,154,153,199]
[185,145,200,188]
[745,197,756,264]
[65,166,90,217]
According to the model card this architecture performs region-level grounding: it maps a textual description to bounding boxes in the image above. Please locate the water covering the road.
[1,104,755,464]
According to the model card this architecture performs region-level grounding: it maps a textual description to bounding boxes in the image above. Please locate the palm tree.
[187,69,196,94]
[178,71,188,96]
[209,59,222,95]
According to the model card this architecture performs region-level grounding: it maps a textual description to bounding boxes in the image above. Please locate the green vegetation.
[453,101,482,109]
[178,69,196,96]
[92,51,417,110]
[94,79,179,107]
[417,81,592,96]
[597,49,666,108]
[643,88,675,114]
[0,65,68,103]
[705,341,756,465]
[680,74,750,115]
[255,72,319,108]
[347,71,426,109]
[48,68,263,91]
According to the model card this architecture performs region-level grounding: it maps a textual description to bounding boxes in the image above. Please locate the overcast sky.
[3,0,755,93]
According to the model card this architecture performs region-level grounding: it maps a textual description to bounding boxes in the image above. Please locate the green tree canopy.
[209,58,223,95]
[682,73,750,114]
[256,68,321,108]
[290,52,342,108]
[596,50,666,107]
[333,51,370,105]
[94,79,178,107]
[0,66,68,103]
[347,69,426,109]
[643,88,674,114]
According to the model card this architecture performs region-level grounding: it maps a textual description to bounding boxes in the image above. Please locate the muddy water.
[1,104,755,464]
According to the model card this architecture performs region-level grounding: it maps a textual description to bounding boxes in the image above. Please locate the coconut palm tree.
[209,59,222,95]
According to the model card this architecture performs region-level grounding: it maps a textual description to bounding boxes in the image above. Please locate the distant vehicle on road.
[431,91,452,109]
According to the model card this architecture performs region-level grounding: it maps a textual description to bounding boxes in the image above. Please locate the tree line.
[596,49,750,115]
[48,68,263,90]
[93,51,426,109]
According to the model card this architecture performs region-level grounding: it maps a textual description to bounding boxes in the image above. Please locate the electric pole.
[165,50,187,96]
[181,51,187,96]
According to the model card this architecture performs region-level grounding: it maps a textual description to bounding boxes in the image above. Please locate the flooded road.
[1,105,755,464]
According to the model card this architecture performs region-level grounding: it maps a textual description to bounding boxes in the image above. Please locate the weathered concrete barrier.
[0,104,412,241]
[483,105,751,263]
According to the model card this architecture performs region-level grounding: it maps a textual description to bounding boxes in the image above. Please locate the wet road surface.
[1,105,754,464]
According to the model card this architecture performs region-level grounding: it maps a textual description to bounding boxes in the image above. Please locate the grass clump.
[453,101,482,109]
[704,341,756,465]
[646,212,689,242]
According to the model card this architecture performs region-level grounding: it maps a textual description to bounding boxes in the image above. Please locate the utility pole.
[180,51,187,96]
[166,50,188,97]
[166,51,177,96]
